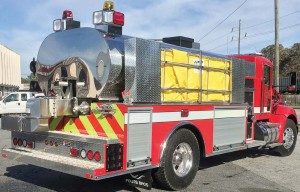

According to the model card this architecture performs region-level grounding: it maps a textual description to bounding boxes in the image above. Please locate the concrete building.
[0,44,21,98]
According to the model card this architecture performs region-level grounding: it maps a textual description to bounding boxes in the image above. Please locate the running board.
[206,140,282,157]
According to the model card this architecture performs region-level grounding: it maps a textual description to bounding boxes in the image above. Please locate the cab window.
[264,65,271,88]
[21,94,28,101]
[4,94,19,102]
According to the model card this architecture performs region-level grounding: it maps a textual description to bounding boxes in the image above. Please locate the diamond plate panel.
[11,131,119,165]
[245,61,256,77]
[231,58,245,103]
[125,38,161,103]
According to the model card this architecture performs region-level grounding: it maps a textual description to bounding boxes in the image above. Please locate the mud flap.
[124,170,152,190]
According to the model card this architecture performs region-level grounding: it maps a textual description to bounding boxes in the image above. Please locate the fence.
[281,95,300,106]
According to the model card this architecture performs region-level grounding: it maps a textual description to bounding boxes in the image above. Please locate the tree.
[261,44,291,76]
[21,73,36,84]
[287,43,300,73]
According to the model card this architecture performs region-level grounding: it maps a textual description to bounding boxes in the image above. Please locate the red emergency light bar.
[54,10,80,32]
[93,10,125,27]
[113,12,124,26]
[63,10,73,20]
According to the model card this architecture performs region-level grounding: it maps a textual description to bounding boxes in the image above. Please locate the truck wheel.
[274,119,297,156]
[153,129,200,190]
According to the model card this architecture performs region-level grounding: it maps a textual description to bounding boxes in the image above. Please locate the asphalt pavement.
[0,110,300,192]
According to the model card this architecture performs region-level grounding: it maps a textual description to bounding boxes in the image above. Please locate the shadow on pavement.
[199,148,276,169]
[5,165,141,192]
[4,148,278,192]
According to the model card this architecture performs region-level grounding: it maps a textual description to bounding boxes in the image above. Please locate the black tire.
[152,129,200,191]
[274,119,297,156]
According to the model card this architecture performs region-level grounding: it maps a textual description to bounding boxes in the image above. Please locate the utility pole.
[275,0,280,90]
[238,19,241,54]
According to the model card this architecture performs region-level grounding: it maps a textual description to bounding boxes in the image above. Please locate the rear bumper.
[2,147,104,180]
[2,147,158,180]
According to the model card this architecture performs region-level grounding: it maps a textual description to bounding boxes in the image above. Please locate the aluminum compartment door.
[127,108,152,169]
[213,106,247,148]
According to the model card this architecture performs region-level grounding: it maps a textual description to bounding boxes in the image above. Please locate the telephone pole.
[238,19,241,54]
[274,0,279,90]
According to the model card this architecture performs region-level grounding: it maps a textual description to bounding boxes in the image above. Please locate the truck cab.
[0,92,44,115]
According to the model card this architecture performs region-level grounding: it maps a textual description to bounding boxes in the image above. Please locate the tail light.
[13,138,35,149]
[94,152,101,162]
[70,148,79,157]
[87,150,94,160]
[17,139,23,146]
[78,149,101,162]
[13,138,18,146]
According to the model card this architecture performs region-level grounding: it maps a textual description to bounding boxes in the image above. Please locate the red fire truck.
[1,2,298,191]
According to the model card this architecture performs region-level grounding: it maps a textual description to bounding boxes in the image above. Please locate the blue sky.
[1,0,300,77]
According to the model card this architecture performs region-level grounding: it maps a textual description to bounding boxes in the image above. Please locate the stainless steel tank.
[36,27,129,100]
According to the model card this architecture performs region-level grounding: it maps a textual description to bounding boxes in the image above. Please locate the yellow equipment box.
[161,49,231,103]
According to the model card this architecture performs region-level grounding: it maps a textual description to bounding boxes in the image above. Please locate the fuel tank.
[36,27,129,100]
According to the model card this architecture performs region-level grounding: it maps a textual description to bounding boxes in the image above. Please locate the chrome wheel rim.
[283,127,295,149]
[172,142,193,177]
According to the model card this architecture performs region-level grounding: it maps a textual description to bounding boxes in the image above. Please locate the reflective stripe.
[79,116,98,136]
[113,104,125,131]
[63,119,80,134]
[254,107,260,113]
[50,104,124,139]
[92,103,118,139]
[214,109,246,118]
[49,116,63,131]
[125,111,214,124]
[254,107,270,113]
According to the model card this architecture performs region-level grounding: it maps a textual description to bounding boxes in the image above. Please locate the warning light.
[62,10,73,20]
[113,12,124,26]
[53,10,80,32]
[103,1,115,11]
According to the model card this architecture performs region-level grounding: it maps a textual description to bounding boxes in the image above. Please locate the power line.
[207,42,230,52]
[244,23,300,39]
[202,31,232,46]
[243,10,300,30]
[203,10,300,46]
[207,23,300,51]
[197,0,248,42]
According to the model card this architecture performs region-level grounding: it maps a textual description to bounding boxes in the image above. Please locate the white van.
[0,92,44,116]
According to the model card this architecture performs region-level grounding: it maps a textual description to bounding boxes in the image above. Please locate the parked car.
[0,92,44,116]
